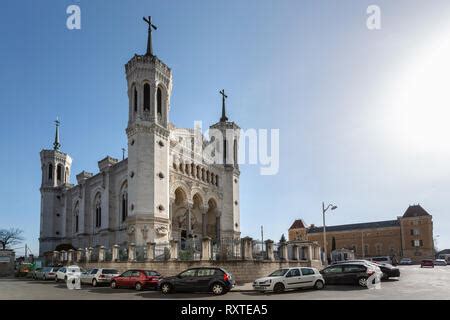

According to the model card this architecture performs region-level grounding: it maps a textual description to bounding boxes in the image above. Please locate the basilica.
[39,18,241,255]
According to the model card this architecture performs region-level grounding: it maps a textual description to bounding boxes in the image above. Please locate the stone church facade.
[39,23,241,255]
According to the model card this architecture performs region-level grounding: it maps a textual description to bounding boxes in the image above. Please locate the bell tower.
[125,16,172,245]
[39,119,72,255]
[210,90,241,240]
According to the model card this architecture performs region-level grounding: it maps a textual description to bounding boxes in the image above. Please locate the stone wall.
[77,259,323,284]
[0,250,15,277]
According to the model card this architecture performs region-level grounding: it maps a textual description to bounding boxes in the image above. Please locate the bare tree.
[0,228,24,250]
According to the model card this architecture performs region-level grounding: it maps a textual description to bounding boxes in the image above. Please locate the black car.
[332,260,400,280]
[320,262,379,287]
[158,267,235,295]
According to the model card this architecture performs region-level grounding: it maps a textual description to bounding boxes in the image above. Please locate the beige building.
[288,205,434,263]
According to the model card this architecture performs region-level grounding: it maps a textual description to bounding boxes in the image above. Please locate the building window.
[95,195,102,228]
[133,86,138,112]
[48,164,53,180]
[157,87,162,115]
[57,164,63,181]
[410,228,420,236]
[364,244,369,256]
[412,240,422,247]
[233,139,238,164]
[121,192,128,222]
[143,83,150,111]
[75,214,79,233]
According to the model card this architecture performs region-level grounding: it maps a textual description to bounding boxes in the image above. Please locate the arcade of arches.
[170,187,220,246]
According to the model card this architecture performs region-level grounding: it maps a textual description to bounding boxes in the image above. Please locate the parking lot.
[0,265,449,300]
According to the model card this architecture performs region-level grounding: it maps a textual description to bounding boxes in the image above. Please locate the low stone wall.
[77,259,323,284]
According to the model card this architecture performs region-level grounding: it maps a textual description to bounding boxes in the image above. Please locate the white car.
[55,265,82,283]
[434,259,447,266]
[80,268,120,286]
[253,267,325,293]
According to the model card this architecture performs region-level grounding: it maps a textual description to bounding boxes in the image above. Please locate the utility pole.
[261,225,264,253]
[322,202,338,265]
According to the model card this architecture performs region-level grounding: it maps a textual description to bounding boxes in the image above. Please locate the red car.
[110,269,161,291]
[420,259,434,268]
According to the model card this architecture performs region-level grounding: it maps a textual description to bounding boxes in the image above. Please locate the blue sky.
[1,0,450,255]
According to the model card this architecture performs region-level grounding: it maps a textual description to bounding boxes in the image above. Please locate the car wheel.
[55,277,59,283]
[358,277,368,287]
[314,280,324,290]
[92,279,98,287]
[135,282,143,291]
[111,281,118,289]
[211,283,225,295]
[160,283,172,294]
[273,282,285,293]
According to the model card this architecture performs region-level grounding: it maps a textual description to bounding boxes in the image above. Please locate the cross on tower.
[53,117,61,151]
[143,16,157,56]
[220,89,228,122]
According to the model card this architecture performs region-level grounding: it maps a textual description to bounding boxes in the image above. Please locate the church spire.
[143,16,157,56]
[219,89,228,122]
[53,118,61,151]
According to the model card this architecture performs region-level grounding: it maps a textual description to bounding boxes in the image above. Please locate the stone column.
[112,244,119,262]
[241,237,253,260]
[215,211,221,242]
[201,237,212,261]
[308,245,313,261]
[86,247,93,263]
[60,250,67,263]
[292,245,299,260]
[68,249,74,264]
[201,205,208,238]
[128,243,136,262]
[77,248,83,262]
[170,239,178,260]
[279,243,288,261]
[265,240,274,261]
[99,246,105,262]
[146,242,156,261]
[53,251,59,265]
[187,203,193,237]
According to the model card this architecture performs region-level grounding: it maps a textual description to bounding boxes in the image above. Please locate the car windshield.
[102,269,119,274]
[42,267,52,272]
[268,269,289,277]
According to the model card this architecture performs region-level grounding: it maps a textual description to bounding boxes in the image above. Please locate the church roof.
[307,220,400,234]
[289,219,307,230]
[402,205,430,218]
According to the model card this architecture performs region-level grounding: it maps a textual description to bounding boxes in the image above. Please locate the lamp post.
[322,202,338,265]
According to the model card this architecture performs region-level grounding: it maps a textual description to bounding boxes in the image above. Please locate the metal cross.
[219,89,228,122]
[143,16,157,56]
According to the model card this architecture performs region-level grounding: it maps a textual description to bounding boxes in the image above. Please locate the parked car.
[111,270,161,291]
[370,256,394,265]
[332,259,400,279]
[320,262,381,287]
[80,268,120,287]
[434,259,447,266]
[55,265,82,283]
[34,267,60,280]
[420,259,434,268]
[253,267,324,293]
[399,258,413,265]
[158,267,235,295]
[31,268,43,279]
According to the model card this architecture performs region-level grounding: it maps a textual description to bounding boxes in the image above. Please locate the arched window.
[57,164,63,181]
[157,87,162,115]
[48,164,53,180]
[133,86,138,112]
[74,203,79,233]
[95,195,102,228]
[143,83,150,111]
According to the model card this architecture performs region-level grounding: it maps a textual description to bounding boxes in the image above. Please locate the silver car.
[34,267,60,280]
[80,268,120,286]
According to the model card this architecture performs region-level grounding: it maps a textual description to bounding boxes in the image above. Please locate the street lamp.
[322,202,338,265]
